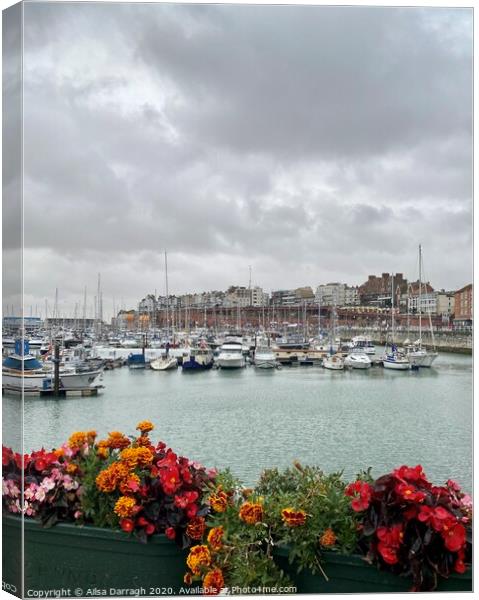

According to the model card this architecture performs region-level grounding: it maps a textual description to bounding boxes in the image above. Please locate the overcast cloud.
[11,3,473,318]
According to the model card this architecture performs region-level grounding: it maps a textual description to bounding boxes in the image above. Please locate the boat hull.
[382,359,410,370]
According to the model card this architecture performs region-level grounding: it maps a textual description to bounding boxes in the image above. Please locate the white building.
[315,283,359,306]
[407,293,437,315]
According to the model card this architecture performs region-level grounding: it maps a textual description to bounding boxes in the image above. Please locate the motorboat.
[254,345,277,369]
[217,339,246,369]
[344,353,371,369]
[323,354,344,370]
[150,356,178,371]
[182,345,214,370]
[348,336,376,355]
[2,341,102,393]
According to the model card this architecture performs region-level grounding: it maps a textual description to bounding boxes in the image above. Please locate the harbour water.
[3,350,472,490]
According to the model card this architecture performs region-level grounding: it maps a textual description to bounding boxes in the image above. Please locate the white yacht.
[348,336,376,355]
[254,345,277,369]
[217,339,246,369]
[2,345,102,394]
[344,353,371,369]
[382,348,410,370]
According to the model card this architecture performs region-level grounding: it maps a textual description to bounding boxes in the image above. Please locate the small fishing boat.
[150,356,178,371]
[127,353,146,369]
[182,344,214,371]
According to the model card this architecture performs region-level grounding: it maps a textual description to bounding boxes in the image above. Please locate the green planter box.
[3,515,188,597]
[274,546,473,593]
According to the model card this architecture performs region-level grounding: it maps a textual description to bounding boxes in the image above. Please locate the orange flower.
[67,431,88,449]
[320,528,337,547]
[86,430,97,442]
[186,516,206,540]
[136,435,152,448]
[97,446,109,460]
[65,463,78,475]
[183,572,193,586]
[120,446,153,469]
[96,462,130,493]
[281,508,307,527]
[239,501,264,525]
[136,420,154,434]
[53,448,64,458]
[203,568,224,595]
[114,496,138,518]
[107,431,131,450]
[186,545,211,575]
[207,526,224,551]
[209,488,228,513]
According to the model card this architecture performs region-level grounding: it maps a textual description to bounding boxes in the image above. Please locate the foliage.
[346,464,472,591]
[182,463,361,594]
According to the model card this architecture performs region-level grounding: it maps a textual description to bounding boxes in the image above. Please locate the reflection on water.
[3,352,472,490]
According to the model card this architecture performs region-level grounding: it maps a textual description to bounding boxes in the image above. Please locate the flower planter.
[3,515,188,597]
[274,547,472,593]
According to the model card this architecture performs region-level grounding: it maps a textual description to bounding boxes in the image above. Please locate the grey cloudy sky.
[16,3,473,318]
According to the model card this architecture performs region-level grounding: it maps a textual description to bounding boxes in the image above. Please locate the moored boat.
[254,345,277,369]
[217,339,246,369]
[150,356,178,371]
[344,353,371,369]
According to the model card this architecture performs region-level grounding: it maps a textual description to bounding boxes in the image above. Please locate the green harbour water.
[3,351,472,490]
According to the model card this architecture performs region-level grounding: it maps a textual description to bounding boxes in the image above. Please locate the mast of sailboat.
[165,251,169,341]
[391,273,395,344]
[418,244,422,347]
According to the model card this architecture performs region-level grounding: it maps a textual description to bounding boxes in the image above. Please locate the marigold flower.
[97,447,109,460]
[96,462,131,493]
[209,489,228,513]
[68,432,88,449]
[207,526,224,551]
[183,572,193,586]
[65,463,78,475]
[136,435,152,448]
[86,430,97,442]
[107,431,131,450]
[281,508,307,527]
[203,568,224,595]
[320,528,337,546]
[136,420,154,434]
[186,545,211,575]
[120,447,153,469]
[186,516,206,540]
[239,501,263,525]
[114,496,138,518]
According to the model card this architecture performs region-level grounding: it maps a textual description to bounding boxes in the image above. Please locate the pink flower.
[24,484,37,500]
[461,494,472,509]
[207,468,218,479]
[74,510,83,519]
[40,477,55,492]
[34,487,46,502]
[63,475,78,491]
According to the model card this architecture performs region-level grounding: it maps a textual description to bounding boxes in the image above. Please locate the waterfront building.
[435,290,455,322]
[270,289,299,307]
[138,294,157,314]
[3,316,43,334]
[223,285,267,307]
[45,317,97,329]
[358,273,408,306]
[115,310,137,330]
[315,283,359,306]
[454,284,473,328]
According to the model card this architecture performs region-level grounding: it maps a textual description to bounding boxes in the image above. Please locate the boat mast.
[391,273,395,344]
[165,251,169,341]
[418,244,422,347]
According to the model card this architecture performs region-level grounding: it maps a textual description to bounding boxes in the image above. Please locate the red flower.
[34,458,47,472]
[393,465,429,486]
[14,453,30,470]
[395,483,426,503]
[378,543,399,565]
[2,446,12,466]
[442,522,466,553]
[345,480,372,512]
[454,558,466,574]
[120,519,135,533]
[160,466,181,495]
[186,503,198,519]
[165,527,176,540]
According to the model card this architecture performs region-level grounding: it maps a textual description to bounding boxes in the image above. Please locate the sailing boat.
[323,290,344,370]
[403,245,438,368]
[151,252,178,372]
[382,274,410,370]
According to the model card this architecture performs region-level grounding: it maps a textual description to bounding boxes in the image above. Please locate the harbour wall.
[346,329,472,354]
